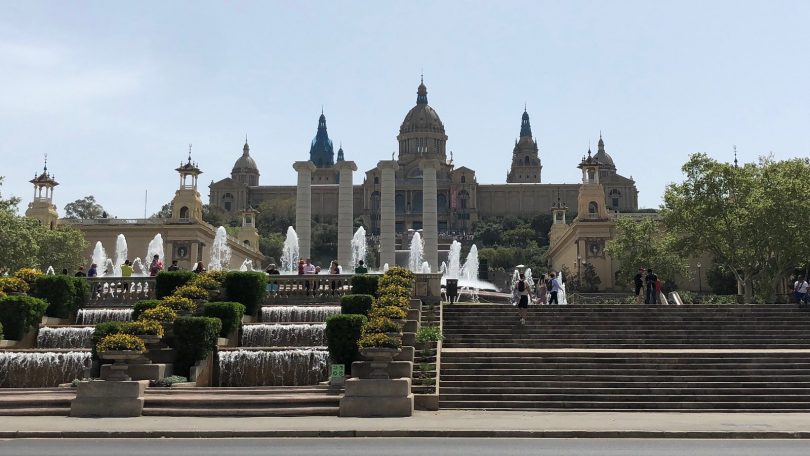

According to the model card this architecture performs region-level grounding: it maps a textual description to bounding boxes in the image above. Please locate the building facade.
[209,79,640,234]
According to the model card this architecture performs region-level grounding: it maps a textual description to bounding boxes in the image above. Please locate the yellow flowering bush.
[96,333,146,353]
[160,295,197,313]
[138,306,177,322]
[172,285,208,301]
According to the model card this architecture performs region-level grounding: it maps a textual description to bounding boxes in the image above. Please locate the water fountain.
[131,258,148,276]
[112,233,128,277]
[240,259,254,272]
[445,241,462,278]
[241,324,326,347]
[146,233,165,264]
[350,226,367,270]
[280,226,300,273]
[208,226,231,271]
[76,308,133,325]
[45,266,55,275]
[91,242,108,277]
[525,268,534,296]
[408,232,424,272]
[0,351,92,387]
[558,271,568,305]
[36,327,94,349]
[261,306,340,323]
[218,349,328,387]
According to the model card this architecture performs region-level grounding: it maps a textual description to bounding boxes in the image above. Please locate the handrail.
[83,277,156,305]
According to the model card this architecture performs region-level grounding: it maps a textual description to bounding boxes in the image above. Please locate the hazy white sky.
[1,0,808,217]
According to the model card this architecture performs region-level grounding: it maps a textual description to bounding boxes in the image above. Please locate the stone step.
[441,380,810,388]
[442,343,810,349]
[142,406,338,416]
[437,400,810,410]
[439,386,810,395]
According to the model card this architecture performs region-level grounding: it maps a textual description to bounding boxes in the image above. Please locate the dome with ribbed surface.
[232,140,258,172]
[593,134,615,169]
[399,79,445,135]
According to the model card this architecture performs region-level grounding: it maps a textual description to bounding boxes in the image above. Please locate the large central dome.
[399,79,445,135]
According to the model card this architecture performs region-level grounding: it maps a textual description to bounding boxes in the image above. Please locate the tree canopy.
[64,195,107,219]
[661,153,810,302]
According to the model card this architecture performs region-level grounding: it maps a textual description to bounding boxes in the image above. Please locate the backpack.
[518,280,525,292]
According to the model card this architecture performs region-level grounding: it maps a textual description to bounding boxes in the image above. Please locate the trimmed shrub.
[363,317,402,334]
[172,285,208,301]
[351,275,379,296]
[190,274,220,291]
[376,294,410,311]
[415,325,443,345]
[0,295,48,340]
[33,275,87,319]
[172,316,221,377]
[204,270,228,287]
[155,271,195,299]
[358,332,401,349]
[340,294,374,316]
[160,296,197,313]
[132,300,162,320]
[14,268,43,290]
[96,333,146,353]
[202,301,246,337]
[325,314,367,375]
[368,305,406,320]
[223,272,267,316]
[122,320,164,337]
[0,321,3,341]
[0,277,29,294]
[91,321,126,358]
[377,284,410,299]
[139,306,177,323]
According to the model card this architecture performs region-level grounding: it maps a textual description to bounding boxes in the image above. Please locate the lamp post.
[697,262,702,294]
[577,255,582,291]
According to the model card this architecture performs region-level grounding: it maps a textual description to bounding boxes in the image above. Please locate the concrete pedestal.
[351,360,413,379]
[70,380,145,417]
[340,377,414,417]
[100,363,170,381]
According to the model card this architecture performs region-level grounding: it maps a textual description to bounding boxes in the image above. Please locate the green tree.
[0,209,40,271]
[579,262,601,292]
[35,225,88,273]
[256,198,295,236]
[259,232,284,264]
[604,216,688,291]
[64,195,107,219]
[0,177,21,214]
[661,154,810,302]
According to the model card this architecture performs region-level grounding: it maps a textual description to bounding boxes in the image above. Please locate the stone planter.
[359,347,401,379]
[98,350,143,381]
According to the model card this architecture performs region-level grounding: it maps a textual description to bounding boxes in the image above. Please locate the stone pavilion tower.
[171,146,204,223]
[506,108,542,183]
[25,157,60,229]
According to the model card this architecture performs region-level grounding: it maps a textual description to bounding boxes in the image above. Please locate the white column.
[378,160,399,268]
[420,159,439,272]
[336,160,357,271]
[293,161,316,261]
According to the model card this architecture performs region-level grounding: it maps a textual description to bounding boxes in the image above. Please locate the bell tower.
[237,206,260,251]
[575,149,609,222]
[171,145,204,223]
[548,190,568,249]
[506,107,542,183]
[25,156,60,229]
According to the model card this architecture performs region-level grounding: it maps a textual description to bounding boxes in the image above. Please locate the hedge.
[33,275,88,319]
[0,322,3,341]
[351,275,378,296]
[172,316,221,377]
[0,295,49,340]
[132,300,162,320]
[223,272,267,316]
[325,314,367,375]
[155,271,195,299]
[203,301,246,337]
[340,294,374,316]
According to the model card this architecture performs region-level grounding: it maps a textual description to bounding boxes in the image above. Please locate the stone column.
[336,160,357,271]
[293,161,316,261]
[378,160,399,268]
[420,159,439,272]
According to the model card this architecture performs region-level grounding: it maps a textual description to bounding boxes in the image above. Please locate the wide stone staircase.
[439,304,810,411]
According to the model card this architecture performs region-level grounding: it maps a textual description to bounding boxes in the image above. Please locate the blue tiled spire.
[309,111,334,167]
[520,107,532,138]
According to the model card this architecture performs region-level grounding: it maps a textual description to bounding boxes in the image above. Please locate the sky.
[1,0,808,217]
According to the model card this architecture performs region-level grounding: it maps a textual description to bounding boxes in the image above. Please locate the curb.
[2,430,810,439]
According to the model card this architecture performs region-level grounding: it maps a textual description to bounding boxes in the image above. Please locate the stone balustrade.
[85,277,156,306]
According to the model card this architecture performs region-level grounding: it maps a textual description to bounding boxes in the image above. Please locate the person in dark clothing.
[167,260,180,271]
[634,268,645,304]
[74,267,86,277]
[645,268,658,304]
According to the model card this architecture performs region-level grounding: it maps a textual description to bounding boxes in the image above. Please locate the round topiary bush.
[96,333,146,353]
[340,294,374,315]
[325,314,367,375]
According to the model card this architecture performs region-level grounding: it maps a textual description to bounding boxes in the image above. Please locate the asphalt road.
[2,438,810,456]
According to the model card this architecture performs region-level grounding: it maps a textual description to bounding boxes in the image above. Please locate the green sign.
[330,364,345,378]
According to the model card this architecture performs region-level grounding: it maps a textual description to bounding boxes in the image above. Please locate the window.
[460,175,466,183]
[609,189,622,209]
[179,206,189,220]
[222,193,234,212]
[459,190,469,210]
[587,169,595,182]
[524,156,530,165]
[395,193,406,213]
[412,191,423,212]
[437,193,447,210]
[371,191,381,212]
[589,201,599,216]
[374,176,379,184]
[243,240,251,247]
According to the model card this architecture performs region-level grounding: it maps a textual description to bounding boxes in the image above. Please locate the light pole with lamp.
[576,255,582,292]
[697,262,702,294]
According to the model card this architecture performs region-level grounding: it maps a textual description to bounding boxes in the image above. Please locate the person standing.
[74,266,87,277]
[795,275,809,307]
[537,274,548,305]
[645,268,658,304]
[548,272,560,305]
[265,263,280,295]
[167,260,180,271]
[149,255,163,277]
[634,268,645,304]
[514,273,532,325]
[193,262,206,273]
[354,260,368,274]
[87,263,98,278]
[120,259,133,293]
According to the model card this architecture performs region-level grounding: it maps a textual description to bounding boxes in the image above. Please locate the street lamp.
[576,255,582,292]
[697,262,702,294]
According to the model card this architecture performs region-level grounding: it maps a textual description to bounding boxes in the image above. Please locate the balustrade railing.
[84,277,156,305]
[266,274,377,301]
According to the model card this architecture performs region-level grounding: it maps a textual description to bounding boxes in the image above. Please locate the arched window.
[179,206,189,221]
[243,240,251,247]
[373,176,379,184]
[460,175,466,184]
[371,191,381,212]
[589,201,599,216]
[609,189,622,209]
[222,193,234,212]
[412,191,423,212]
[524,156,530,165]
[587,169,595,182]
[459,190,469,210]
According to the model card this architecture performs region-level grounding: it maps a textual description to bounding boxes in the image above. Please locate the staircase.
[439,304,810,411]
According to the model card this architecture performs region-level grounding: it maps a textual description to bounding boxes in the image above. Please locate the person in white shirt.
[795,275,809,307]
